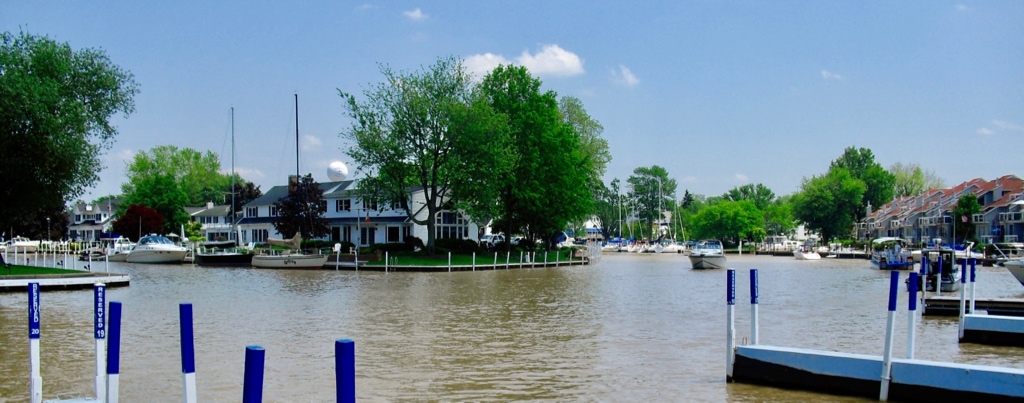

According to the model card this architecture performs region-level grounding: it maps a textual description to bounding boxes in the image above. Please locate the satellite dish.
[327,161,348,182]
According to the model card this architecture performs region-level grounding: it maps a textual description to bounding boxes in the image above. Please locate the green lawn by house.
[1,265,85,276]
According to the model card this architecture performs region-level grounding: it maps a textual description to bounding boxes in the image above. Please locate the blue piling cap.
[887,271,899,311]
[179,303,195,374]
[726,270,736,305]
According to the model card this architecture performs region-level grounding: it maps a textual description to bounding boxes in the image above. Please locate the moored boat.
[195,240,254,267]
[871,237,914,270]
[250,233,327,269]
[125,234,189,264]
[915,246,962,292]
[793,247,821,260]
[689,240,727,270]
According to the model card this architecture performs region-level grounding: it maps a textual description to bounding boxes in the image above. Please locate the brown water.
[2,253,1024,402]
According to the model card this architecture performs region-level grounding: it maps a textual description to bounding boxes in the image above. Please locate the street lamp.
[46,217,50,241]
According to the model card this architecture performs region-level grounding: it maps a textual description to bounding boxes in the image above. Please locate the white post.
[958,258,968,339]
[385,251,389,273]
[726,270,736,381]
[448,252,451,273]
[493,252,497,269]
[969,259,977,315]
[935,254,943,297]
[94,283,107,400]
[907,272,918,359]
[106,301,123,403]
[28,282,42,403]
[519,251,523,268]
[506,251,510,269]
[880,271,899,401]
[738,240,742,255]
[472,252,475,271]
[749,269,759,345]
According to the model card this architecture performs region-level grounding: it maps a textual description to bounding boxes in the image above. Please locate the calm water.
[2,253,1024,402]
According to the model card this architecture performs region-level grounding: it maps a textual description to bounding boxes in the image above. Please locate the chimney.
[206,201,214,209]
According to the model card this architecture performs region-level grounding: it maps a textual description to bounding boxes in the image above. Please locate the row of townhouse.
[66,179,486,246]
[857,175,1024,245]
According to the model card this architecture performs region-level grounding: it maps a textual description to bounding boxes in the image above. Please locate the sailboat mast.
[294,93,300,179]
[230,107,236,240]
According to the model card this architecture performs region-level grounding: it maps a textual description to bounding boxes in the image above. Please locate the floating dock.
[924,296,1024,316]
[0,273,130,292]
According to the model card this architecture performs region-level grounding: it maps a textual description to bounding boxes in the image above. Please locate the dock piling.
[907,272,918,359]
[880,270,899,401]
[970,259,977,315]
[28,282,42,403]
[95,283,107,401]
[750,269,759,345]
[107,301,123,403]
[959,258,968,339]
[726,269,736,381]
[242,346,265,403]
[179,303,197,403]
[336,339,356,403]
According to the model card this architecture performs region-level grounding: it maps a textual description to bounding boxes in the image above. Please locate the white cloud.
[301,135,322,152]
[517,44,584,77]
[976,127,994,135]
[679,176,698,183]
[612,65,640,87]
[956,4,972,11]
[992,120,1024,132]
[115,149,135,162]
[403,8,428,21]
[821,70,845,80]
[735,173,749,182]
[464,45,584,79]
[464,53,512,79]
[357,4,374,10]
[233,167,264,179]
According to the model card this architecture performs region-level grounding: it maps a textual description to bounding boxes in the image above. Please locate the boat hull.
[126,249,188,264]
[1005,260,1024,287]
[794,251,821,260]
[689,255,727,270]
[195,252,254,267]
[251,254,327,269]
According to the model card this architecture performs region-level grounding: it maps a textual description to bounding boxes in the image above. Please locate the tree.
[763,195,797,237]
[559,96,610,185]
[111,205,164,241]
[230,180,263,220]
[688,200,764,243]
[272,174,329,240]
[792,168,866,242]
[953,194,982,243]
[830,147,895,219]
[0,31,138,231]
[477,65,593,249]
[120,173,190,234]
[592,179,622,241]
[722,183,776,211]
[625,165,676,240]
[123,145,230,207]
[339,56,511,255]
[891,162,945,197]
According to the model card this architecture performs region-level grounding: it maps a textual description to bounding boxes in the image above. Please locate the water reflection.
[1,254,1023,401]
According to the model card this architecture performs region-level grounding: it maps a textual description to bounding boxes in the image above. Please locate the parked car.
[479,234,505,248]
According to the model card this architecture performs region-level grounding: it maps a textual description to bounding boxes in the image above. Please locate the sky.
[3,1,1022,203]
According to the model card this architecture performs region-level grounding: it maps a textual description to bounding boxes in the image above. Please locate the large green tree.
[952,194,982,243]
[626,165,676,240]
[0,31,138,233]
[120,173,190,234]
[339,56,511,254]
[478,65,593,249]
[891,162,945,198]
[792,168,866,242]
[272,174,329,240]
[689,200,764,243]
[830,147,895,219]
[764,195,797,237]
[122,145,230,207]
[722,183,776,211]
[559,96,610,185]
[592,178,623,241]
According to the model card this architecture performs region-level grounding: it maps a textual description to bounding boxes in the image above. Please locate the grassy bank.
[1,265,86,276]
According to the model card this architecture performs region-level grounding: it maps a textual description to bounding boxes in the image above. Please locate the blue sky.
[4,1,1021,203]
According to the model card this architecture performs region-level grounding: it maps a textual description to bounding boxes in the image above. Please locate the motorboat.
[689,240,727,270]
[4,236,38,252]
[793,247,821,260]
[125,234,189,264]
[102,236,135,262]
[195,240,254,267]
[251,233,327,269]
[871,237,914,270]
[915,247,962,292]
[1004,259,1024,287]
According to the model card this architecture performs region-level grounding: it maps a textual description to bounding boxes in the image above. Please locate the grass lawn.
[361,249,580,266]
[1,265,88,276]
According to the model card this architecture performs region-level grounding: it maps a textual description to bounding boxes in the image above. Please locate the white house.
[237,179,481,246]
[186,202,236,242]
[67,199,120,241]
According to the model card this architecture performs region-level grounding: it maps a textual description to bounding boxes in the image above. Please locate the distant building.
[186,202,236,242]
[858,175,1023,244]
[67,199,120,241]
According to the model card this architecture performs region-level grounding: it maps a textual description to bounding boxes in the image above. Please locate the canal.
[1,253,1023,401]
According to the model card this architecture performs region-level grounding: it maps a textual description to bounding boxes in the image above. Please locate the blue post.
[94,283,107,400]
[726,269,736,381]
[242,346,265,403]
[880,270,900,401]
[749,269,759,345]
[180,303,197,403]
[336,339,356,403]
[107,301,122,403]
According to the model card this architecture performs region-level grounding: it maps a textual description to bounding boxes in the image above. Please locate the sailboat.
[196,107,255,266]
[251,95,328,269]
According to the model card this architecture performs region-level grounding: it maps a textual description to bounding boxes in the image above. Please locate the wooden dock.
[924,296,1024,316]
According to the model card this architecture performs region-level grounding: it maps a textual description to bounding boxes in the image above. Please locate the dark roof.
[326,216,409,224]
[243,180,353,208]
[236,217,277,225]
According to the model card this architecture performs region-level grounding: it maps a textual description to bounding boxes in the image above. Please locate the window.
[391,201,401,211]
[363,199,378,211]
[246,207,258,217]
[252,229,269,243]
[434,211,469,240]
[270,206,279,217]
[336,199,351,212]
[387,226,400,243]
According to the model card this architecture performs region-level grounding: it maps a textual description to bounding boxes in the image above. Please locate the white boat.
[103,236,136,262]
[689,240,727,270]
[916,247,962,292]
[5,236,39,252]
[251,234,327,269]
[793,248,821,260]
[1004,259,1024,287]
[126,234,189,264]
